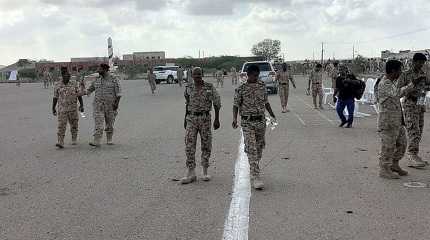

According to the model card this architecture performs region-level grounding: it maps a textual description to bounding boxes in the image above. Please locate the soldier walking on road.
[86,64,122,147]
[148,68,157,94]
[376,60,415,179]
[233,64,276,190]
[43,69,50,89]
[307,64,324,110]
[276,63,296,113]
[231,67,238,86]
[52,67,84,148]
[215,68,224,88]
[181,67,221,184]
[177,66,184,87]
[398,53,430,168]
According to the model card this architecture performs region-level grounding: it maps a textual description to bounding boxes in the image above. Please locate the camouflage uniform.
[43,71,50,89]
[184,82,221,169]
[177,68,183,87]
[309,71,324,108]
[148,72,156,93]
[215,70,223,88]
[234,81,267,178]
[87,73,122,142]
[231,67,238,85]
[397,69,429,162]
[276,71,295,108]
[377,76,414,172]
[54,80,82,144]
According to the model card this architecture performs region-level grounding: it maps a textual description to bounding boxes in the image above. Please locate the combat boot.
[379,164,400,179]
[89,137,101,147]
[391,161,408,176]
[251,175,264,190]
[201,167,211,182]
[407,155,426,169]
[71,134,77,145]
[319,105,324,110]
[106,133,114,145]
[180,168,197,184]
[56,136,64,149]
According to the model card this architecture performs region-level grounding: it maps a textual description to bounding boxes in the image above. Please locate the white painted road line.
[293,113,307,126]
[223,131,251,240]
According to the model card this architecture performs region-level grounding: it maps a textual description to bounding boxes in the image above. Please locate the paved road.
[0,76,429,240]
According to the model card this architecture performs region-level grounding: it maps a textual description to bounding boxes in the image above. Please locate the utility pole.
[198,50,201,59]
[321,42,324,64]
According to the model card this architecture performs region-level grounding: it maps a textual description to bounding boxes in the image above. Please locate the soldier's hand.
[52,109,57,116]
[293,84,297,89]
[213,119,220,130]
[232,120,238,129]
[79,106,84,113]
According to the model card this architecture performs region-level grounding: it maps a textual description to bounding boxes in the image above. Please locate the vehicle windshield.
[154,67,178,71]
[243,63,272,72]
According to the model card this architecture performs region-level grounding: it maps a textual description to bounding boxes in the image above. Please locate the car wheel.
[167,76,173,84]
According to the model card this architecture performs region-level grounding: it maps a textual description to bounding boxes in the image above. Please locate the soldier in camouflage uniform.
[86,64,122,147]
[397,53,430,168]
[276,63,296,113]
[233,64,276,190]
[377,60,416,179]
[177,66,183,87]
[307,64,324,110]
[215,68,224,88]
[148,68,157,94]
[181,67,221,184]
[231,67,238,86]
[52,67,84,148]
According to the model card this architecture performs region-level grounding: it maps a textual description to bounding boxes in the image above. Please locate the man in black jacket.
[333,65,356,128]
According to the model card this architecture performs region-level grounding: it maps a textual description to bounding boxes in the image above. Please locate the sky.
[0,0,430,65]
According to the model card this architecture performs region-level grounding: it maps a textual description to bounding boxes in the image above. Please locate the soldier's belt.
[280,83,288,85]
[187,111,210,116]
[241,115,264,121]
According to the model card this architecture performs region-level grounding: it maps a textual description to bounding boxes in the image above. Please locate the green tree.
[251,39,281,60]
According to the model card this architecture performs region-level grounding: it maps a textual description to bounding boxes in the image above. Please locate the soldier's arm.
[308,74,312,89]
[212,86,221,121]
[290,75,296,88]
[52,86,59,115]
[86,80,95,95]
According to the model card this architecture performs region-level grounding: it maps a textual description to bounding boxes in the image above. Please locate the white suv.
[240,61,278,94]
[153,66,186,84]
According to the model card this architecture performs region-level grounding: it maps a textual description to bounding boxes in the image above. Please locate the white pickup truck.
[153,66,187,84]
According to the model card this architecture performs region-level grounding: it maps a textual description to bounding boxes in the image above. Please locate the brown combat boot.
[201,167,211,182]
[407,155,426,169]
[106,133,113,145]
[71,134,77,145]
[180,168,197,184]
[391,161,408,176]
[379,164,400,179]
[56,136,64,149]
[89,137,101,147]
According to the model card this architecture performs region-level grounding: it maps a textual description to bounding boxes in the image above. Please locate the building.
[123,51,166,61]
[381,49,430,59]
[71,57,108,62]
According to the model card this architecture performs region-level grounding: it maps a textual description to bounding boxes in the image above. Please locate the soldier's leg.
[312,88,318,109]
[391,127,408,176]
[200,116,212,180]
[336,99,347,125]
[182,117,198,184]
[378,129,400,179]
[254,122,266,171]
[285,86,290,111]
[404,107,426,168]
[69,111,79,144]
[90,107,104,146]
[104,109,115,144]
[279,86,286,110]
[318,87,324,109]
[242,124,259,177]
[57,111,67,148]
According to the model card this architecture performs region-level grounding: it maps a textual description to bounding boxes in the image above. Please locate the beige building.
[123,51,166,61]
[71,57,108,62]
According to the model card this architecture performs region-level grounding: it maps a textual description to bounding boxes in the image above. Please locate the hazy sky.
[1,0,430,65]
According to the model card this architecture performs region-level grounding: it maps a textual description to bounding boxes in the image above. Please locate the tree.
[251,39,281,60]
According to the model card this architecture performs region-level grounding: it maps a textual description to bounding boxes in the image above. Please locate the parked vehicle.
[240,61,278,94]
[153,66,187,84]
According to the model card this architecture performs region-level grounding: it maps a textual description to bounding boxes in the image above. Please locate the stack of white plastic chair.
[322,83,335,108]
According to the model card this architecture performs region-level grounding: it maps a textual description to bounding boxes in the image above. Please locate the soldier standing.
[215,68,223,88]
[181,67,221,184]
[398,53,430,168]
[233,64,276,190]
[276,63,296,113]
[177,66,184,87]
[307,64,324,110]
[86,64,122,147]
[52,67,84,148]
[377,60,416,179]
[148,68,157,94]
[231,67,238,86]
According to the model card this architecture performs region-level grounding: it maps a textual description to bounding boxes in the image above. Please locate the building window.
[158,56,161,59]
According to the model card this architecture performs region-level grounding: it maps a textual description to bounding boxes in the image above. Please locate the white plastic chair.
[322,83,334,105]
